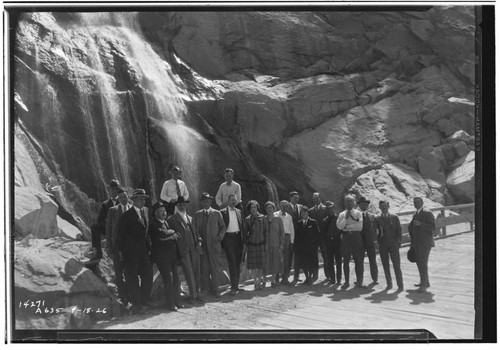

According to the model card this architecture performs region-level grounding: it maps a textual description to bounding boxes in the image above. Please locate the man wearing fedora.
[336,194,365,289]
[105,187,131,303]
[167,196,203,303]
[374,200,404,292]
[193,192,226,298]
[116,189,153,314]
[92,179,121,259]
[160,165,190,216]
[408,197,436,292]
[149,202,182,311]
[322,201,342,285]
[357,196,379,285]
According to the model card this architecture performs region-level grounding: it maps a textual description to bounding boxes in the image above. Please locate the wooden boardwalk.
[99,231,475,340]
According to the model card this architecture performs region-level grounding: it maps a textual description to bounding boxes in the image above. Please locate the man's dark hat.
[325,201,335,208]
[109,179,121,188]
[131,188,149,199]
[170,165,181,172]
[357,196,370,204]
[289,191,299,197]
[175,196,190,205]
[200,192,214,200]
[151,202,167,215]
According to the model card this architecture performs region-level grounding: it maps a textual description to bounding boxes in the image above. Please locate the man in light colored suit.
[408,197,436,292]
[105,188,131,302]
[168,196,203,303]
[193,192,226,298]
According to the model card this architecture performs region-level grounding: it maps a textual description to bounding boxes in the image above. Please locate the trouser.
[91,224,104,259]
[180,248,201,298]
[341,231,364,284]
[361,231,379,282]
[123,250,153,306]
[414,244,432,287]
[379,240,403,288]
[326,236,342,283]
[200,244,222,293]
[154,253,180,308]
[283,235,293,280]
[312,237,328,279]
[112,249,128,300]
[222,233,243,290]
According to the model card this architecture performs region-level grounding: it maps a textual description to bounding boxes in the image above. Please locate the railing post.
[441,209,447,236]
[470,206,474,231]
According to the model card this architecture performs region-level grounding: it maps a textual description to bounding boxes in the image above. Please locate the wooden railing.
[396,203,475,238]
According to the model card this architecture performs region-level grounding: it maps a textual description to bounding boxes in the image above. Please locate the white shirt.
[215,181,241,207]
[336,208,363,232]
[226,207,239,232]
[274,210,295,243]
[160,178,189,203]
[120,203,130,213]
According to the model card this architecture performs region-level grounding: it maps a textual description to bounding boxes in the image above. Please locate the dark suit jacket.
[117,206,151,255]
[361,211,377,244]
[192,208,226,254]
[289,203,306,224]
[294,218,320,256]
[408,208,436,249]
[167,212,200,254]
[97,198,116,228]
[322,214,340,239]
[220,207,244,245]
[309,203,327,223]
[148,218,177,260]
[106,204,131,251]
[374,213,402,245]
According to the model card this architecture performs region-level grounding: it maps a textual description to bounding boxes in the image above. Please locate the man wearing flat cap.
[149,202,182,311]
[193,192,226,297]
[160,165,190,216]
[167,196,203,303]
[116,189,152,314]
[322,201,342,285]
[91,179,121,259]
[357,196,379,285]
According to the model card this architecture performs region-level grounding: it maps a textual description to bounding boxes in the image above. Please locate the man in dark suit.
[322,201,342,285]
[220,194,245,295]
[167,196,203,304]
[294,207,320,286]
[92,179,121,259]
[193,192,226,298]
[105,188,131,302]
[308,192,328,282]
[288,191,305,284]
[148,202,182,311]
[408,197,436,292]
[357,196,379,285]
[374,200,404,292]
[116,188,152,314]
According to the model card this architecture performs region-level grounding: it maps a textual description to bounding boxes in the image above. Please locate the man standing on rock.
[288,191,305,284]
[408,197,436,293]
[274,200,295,285]
[105,187,131,303]
[116,189,153,314]
[220,194,245,295]
[92,179,121,259]
[215,168,242,210]
[374,200,404,292]
[308,192,328,282]
[357,196,379,285]
[160,165,189,216]
[336,194,365,289]
[193,192,226,298]
[168,196,203,304]
[322,201,342,285]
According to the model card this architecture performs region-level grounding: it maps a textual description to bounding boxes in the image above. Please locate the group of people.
[92,166,436,315]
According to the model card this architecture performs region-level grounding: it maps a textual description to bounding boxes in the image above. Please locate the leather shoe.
[175,302,184,309]
[166,305,178,312]
[385,284,393,290]
[414,283,421,287]
[229,289,237,296]
[341,282,350,290]
[396,286,404,292]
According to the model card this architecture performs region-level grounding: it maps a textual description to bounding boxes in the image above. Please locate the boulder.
[14,186,59,239]
[446,151,475,203]
[57,216,84,240]
[14,136,44,190]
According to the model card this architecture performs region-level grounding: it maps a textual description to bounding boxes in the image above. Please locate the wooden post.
[441,209,447,236]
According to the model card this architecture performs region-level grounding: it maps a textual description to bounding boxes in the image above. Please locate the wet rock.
[446,151,475,203]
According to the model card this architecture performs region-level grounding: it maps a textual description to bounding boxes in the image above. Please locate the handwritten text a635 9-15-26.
[18,299,107,314]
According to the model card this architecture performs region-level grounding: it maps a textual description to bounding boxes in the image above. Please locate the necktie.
[175,180,182,197]
[140,208,146,225]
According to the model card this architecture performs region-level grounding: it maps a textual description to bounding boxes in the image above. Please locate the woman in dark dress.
[294,206,320,286]
[244,200,268,290]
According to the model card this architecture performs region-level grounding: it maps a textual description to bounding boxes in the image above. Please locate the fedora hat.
[151,202,167,215]
[357,196,370,204]
[131,188,149,199]
[200,192,214,200]
[109,179,121,188]
[175,196,190,205]
[325,201,335,208]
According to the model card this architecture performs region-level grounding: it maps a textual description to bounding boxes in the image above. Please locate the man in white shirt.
[160,165,189,215]
[274,200,295,285]
[336,194,365,289]
[215,168,242,210]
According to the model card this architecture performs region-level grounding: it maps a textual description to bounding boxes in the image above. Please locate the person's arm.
[182,181,189,200]
[105,208,113,250]
[278,218,285,249]
[394,215,402,244]
[420,211,436,231]
[336,211,347,230]
[160,181,172,202]
[351,211,363,231]
[215,184,223,207]
[235,183,242,204]
[217,211,226,242]
[289,215,295,237]
[97,201,108,228]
